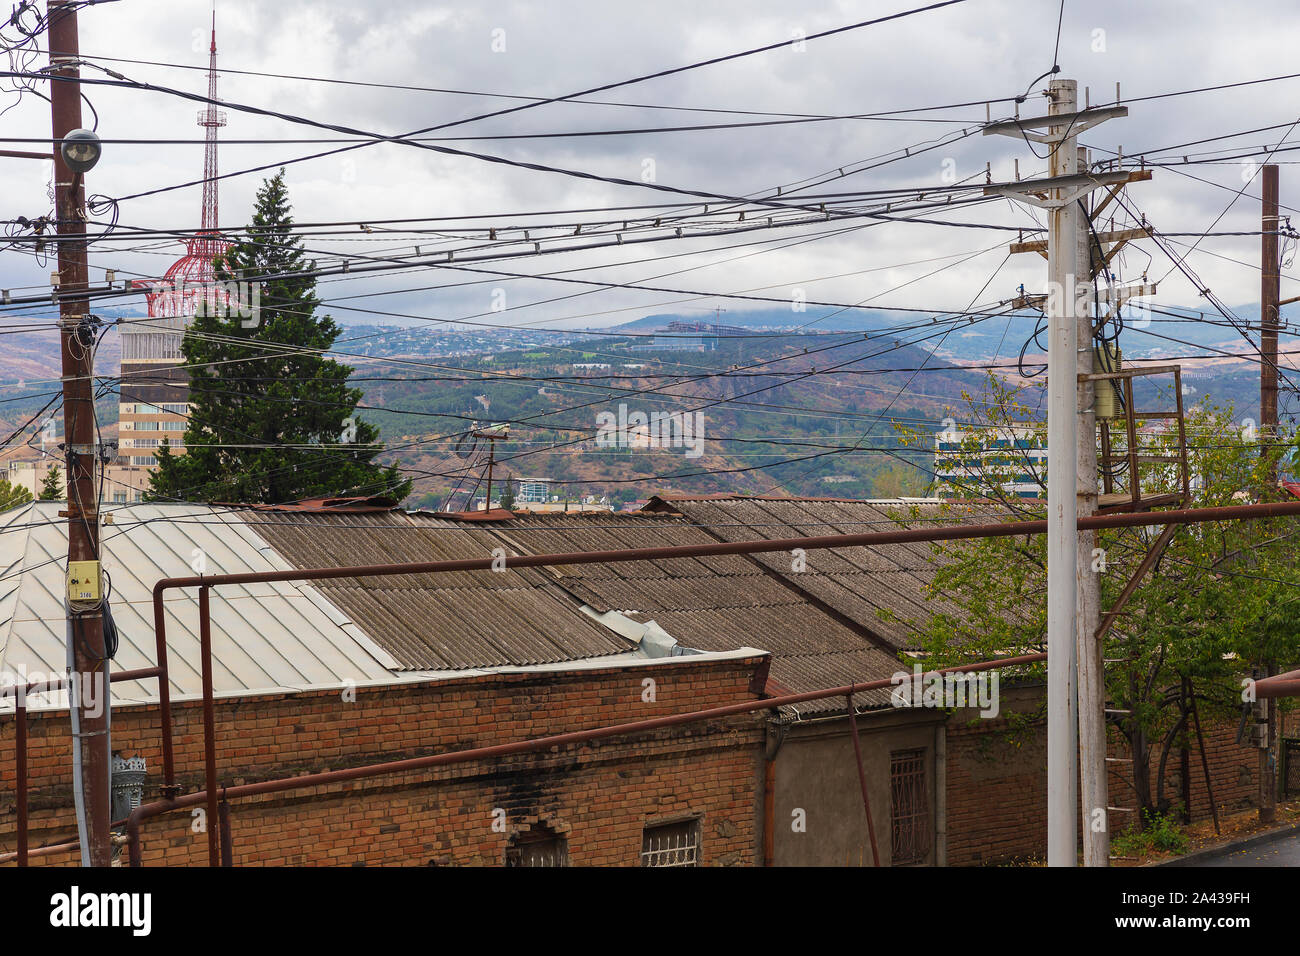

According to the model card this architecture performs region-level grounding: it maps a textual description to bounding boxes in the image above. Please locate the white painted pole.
[1075,144,1109,868]
[1046,78,1080,867]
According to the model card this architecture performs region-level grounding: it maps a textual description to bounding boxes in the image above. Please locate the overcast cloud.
[3,0,1298,344]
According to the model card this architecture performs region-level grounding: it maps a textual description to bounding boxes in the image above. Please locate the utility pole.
[986,79,1130,866]
[1261,164,1280,480]
[48,0,111,866]
[473,424,508,511]
[1259,163,1280,825]
[1073,143,1107,868]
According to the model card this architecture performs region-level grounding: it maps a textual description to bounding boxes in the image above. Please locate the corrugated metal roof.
[0,502,401,710]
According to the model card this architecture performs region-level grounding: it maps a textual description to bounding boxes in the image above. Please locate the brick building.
[0,495,1281,866]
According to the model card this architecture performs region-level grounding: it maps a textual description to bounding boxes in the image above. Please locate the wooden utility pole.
[48,0,111,867]
[472,425,508,511]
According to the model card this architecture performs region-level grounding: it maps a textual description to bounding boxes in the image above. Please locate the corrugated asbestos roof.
[241,510,632,670]
[645,495,1009,653]
[477,510,915,715]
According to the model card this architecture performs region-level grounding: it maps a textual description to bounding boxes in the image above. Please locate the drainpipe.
[935,723,947,866]
[15,691,26,868]
[762,720,788,867]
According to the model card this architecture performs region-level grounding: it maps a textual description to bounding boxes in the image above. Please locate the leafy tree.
[148,171,410,504]
[888,376,1300,822]
[37,465,62,501]
[0,474,33,510]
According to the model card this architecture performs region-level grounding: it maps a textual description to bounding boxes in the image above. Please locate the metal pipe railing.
[3,666,163,866]
[12,495,1296,866]
[142,496,1300,866]
[125,652,1047,866]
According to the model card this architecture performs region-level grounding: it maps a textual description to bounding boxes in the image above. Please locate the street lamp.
[60,128,101,173]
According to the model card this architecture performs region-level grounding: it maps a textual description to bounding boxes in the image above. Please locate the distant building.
[5,458,151,503]
[517,478,552,504]
[934,425,1046,499]
[627,335,711,352]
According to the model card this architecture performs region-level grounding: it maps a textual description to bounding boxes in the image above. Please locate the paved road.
[1187,828,1300,866]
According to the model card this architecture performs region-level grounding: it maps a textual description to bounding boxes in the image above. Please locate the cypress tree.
[149,170,410,504]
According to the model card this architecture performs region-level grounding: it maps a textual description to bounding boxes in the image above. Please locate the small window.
[505,822,567,867]
[890,749,931,865]
[641,818,700,867]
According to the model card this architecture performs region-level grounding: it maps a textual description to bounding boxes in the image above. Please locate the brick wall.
[945,687,1264,866]
[1,655,766,866]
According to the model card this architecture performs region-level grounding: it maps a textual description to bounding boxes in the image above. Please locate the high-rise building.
[119,17,229,470]
[933,425,1048,500]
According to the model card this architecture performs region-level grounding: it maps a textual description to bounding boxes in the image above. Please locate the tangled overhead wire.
[0,0,46,118]
[3,212,52,263]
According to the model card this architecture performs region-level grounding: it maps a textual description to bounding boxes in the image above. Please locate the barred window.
[890,749,931,865]
[504,823,567,867]
[641,818,700,867]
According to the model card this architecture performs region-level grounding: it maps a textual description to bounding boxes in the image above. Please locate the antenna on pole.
[194,6,226,261]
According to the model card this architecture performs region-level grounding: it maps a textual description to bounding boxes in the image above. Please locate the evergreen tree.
[37,465,62,501]
[149,170,410,504]
[1,474,34,510]
[498,475,517,511]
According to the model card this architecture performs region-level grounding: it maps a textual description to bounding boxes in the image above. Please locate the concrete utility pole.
[1261,164,1280,477]
[1073,143,1107,869]
[48,0,111,866]
[1259,164,1280,825]
[986,79,1130,866]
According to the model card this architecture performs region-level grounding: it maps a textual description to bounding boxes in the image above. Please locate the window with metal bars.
[641,818,701,867]
[889,748,931,865]
[504,823,568,867]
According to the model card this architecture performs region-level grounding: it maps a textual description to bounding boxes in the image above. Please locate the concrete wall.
[771,709,942,867]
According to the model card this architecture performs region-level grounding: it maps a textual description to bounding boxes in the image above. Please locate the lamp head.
[60,129,101,173]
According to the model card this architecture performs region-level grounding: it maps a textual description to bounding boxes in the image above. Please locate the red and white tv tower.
[143,13,230,318]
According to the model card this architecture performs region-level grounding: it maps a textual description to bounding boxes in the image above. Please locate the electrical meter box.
[67,560,102,603]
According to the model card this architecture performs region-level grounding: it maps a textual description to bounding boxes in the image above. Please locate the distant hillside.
[0,306,1285,503]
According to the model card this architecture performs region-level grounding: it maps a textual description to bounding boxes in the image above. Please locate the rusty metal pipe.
[15,694,26,867]
[1,813,129,866]
[6,665,161,867]
[0,666,161,702]
[198,586,219,868]
[1255,668,1300,699]
[125,651,1046,865]
[135,495,1300,867]
[148,500,1300,602]
[218,797,233,867]
[846,695,881,866]
[151,585,177,793]
[1,839,79,865]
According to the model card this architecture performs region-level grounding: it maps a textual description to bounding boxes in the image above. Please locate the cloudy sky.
[4,0,1299,345]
